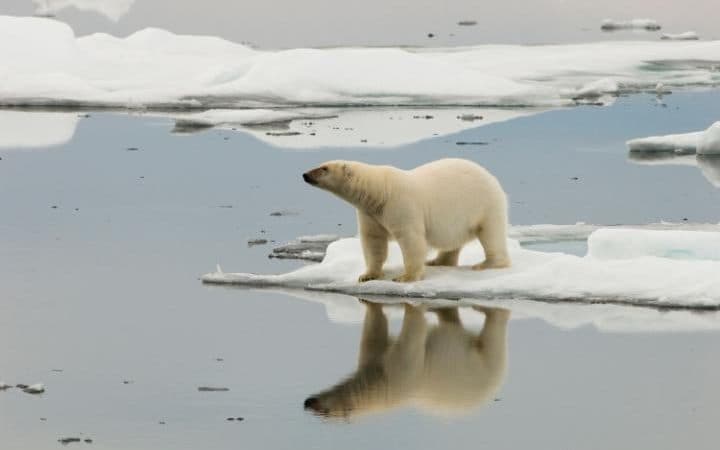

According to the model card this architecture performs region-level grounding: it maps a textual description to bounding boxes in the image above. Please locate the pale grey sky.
[2,0,718,48]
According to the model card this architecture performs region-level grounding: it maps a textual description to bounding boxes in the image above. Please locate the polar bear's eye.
[321,166,329,172]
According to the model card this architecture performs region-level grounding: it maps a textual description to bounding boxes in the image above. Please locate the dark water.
[1,91,719,449]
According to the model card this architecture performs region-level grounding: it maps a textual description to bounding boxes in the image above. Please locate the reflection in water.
[628,151,720,188]
[304,301,509,419]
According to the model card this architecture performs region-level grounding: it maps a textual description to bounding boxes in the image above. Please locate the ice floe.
[661,32,700,41]
[601,19,661,31]
[627,122,720,187]
[627,121,720,155]
[2,16,720,109]
[204,228,720,309]
[0,111,80,149]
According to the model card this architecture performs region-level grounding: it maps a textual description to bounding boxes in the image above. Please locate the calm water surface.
[1,91,719,449]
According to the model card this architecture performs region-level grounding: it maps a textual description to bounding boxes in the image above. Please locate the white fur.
[304,158,510,282]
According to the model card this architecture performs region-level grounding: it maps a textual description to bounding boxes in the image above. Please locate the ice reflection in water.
[628,151,720,188]
[304,301,509,419]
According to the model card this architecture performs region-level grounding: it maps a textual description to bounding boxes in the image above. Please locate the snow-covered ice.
[2,16,720,109]
[270,223,720,262]
[32,1,135,21]
[22,383,45,394]
[204,229,720,309]
[627,121,720,155]
[588,229,720,261]
[661,32,700,41]
[0,111,80,149]
[627,122,720,187]
[601,19,661,31]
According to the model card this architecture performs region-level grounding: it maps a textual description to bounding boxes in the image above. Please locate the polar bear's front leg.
[393,230,427,282]
[358,212,389,282]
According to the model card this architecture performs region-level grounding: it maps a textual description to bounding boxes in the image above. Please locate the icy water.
[2,91,720,449]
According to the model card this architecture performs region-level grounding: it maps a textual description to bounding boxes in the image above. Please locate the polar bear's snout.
[302,171,317,185]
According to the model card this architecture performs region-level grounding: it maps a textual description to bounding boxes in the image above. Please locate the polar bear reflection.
[304,302,509,419]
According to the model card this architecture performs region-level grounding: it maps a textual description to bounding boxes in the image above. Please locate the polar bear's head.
[302,160,352,192]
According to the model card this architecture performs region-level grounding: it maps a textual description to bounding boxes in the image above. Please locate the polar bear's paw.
[392,273,422,283]
[358,272,383,282]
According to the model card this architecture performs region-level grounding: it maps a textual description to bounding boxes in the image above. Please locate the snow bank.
[601,19,661,31]
[2,16,720,109]
[270,289,720,333]
[626,121,720,155]
[203,229,720,309]
[32,1,135,21]
[661,32,699,41]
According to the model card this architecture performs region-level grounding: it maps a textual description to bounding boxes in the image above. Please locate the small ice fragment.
[23,383,45,394]
[247,238,268,247]
[660,31,699,40]
[457,20,477,26]
[58,437,82,445]
[0,381,11,390]
[197,386,230,392]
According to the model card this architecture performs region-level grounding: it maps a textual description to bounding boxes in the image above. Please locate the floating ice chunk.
[588,229,720,261]
[0,381,11,390]
[601,19,661,31]
[204,230,720,308]
[661,32,699,41]
[627,131,703,153]
[698,122,720,155]
[626,122,720,155]
[0,111,79,149]
[23,383,45,394]
[296,234,341,243]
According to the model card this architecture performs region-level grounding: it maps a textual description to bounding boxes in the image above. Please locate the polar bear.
[302,158,510,282]
[303,302,510,419]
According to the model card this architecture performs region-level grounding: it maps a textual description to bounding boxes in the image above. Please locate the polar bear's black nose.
[302,172,316,185]
[304,397,320,410]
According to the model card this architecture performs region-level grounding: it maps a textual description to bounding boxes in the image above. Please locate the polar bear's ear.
[342,164,353,179]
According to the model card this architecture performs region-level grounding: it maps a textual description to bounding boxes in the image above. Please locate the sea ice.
[0,111,79,149]
[32,0,135,21]
[2,16,720,109]
[627,121,720,155]
[203,229,720,308]
[661,32,699,41]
